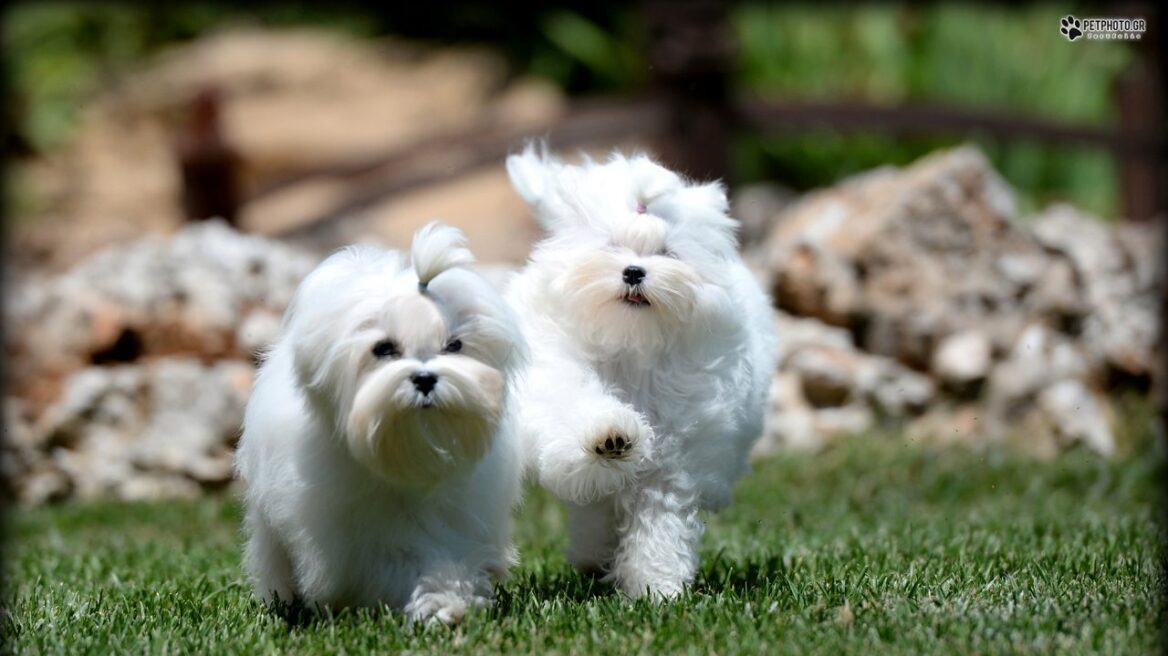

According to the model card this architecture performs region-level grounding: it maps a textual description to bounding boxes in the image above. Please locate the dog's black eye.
[443,338,463,354]
[371,339,399,359]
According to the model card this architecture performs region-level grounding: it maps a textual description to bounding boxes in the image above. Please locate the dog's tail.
[411,221,475,289]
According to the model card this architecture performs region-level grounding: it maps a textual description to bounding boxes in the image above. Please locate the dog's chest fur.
[592,347,728,436]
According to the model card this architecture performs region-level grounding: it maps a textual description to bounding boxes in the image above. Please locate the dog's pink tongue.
[629,293,646,303]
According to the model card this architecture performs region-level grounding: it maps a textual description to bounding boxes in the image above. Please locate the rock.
[1031,204,1159,382]
[981,323,1100,454]
[2,398,72,505]
[1031,204,1126,291]
[907,403,986,446]
[811,404,876,441]
[760,145,1157,456]
[787,347,857,408]
[931,330,992,390]
[1115,220,1165,292]
[35,358,253,501]
[761,311,934,451]
[732,182,797,250]
[865,361,935,417]
[754,372,819,455]
[765,146,1034,368]
[5,221,316,405]
[236,309,283,358]
[1035,380,1115,455]
[755,370,877,456]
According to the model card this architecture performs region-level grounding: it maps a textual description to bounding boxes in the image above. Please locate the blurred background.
[1,2,1163,504]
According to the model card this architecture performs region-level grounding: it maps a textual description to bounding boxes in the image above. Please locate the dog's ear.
[681,181,730,215]
[628,154,684,206]
[507,143,565,231]
[505,147,546,207]
[666,180,739,251]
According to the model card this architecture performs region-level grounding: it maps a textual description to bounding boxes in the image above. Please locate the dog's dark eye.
[371,339,399,359]
[443,338,463,354]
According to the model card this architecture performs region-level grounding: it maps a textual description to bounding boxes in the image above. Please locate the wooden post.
[643,0,735,182]
[176,85,241,226]
[1114,60,1162,222]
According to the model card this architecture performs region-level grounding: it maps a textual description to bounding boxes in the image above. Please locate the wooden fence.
[179,1,1164,228]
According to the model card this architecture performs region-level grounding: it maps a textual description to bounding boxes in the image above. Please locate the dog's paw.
[404,590,489,626]
[536,404,653,502]
[591,431,634,460]
[585,407,652,464]
[615,575,686,601]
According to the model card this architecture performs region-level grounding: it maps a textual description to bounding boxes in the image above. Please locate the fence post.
[1114,57,1162,222]
[643,0,735,182]
[176,85,241,226]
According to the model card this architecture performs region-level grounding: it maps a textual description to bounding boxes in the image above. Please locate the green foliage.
[2,3,1141,217]
[733,4,1134,217]
[4,437,1163,653]
[531,9,644,93]
[2,1,377,149]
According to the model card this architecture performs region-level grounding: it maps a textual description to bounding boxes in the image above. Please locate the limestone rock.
[1037,380,1115,456]
[35,358,253,502]
[757,145,1158,455]
[5,221,316,405]
[759,311,933,453]
[931,330,992,390]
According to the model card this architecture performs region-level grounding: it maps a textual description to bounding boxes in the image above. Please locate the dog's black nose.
[622,265,646,285]
[410,372,438,394]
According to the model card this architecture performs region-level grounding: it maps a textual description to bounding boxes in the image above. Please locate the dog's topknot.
[411,222,474,290]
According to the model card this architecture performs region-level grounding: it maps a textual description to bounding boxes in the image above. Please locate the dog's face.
[507,148,740,356]
[283,224,521,486]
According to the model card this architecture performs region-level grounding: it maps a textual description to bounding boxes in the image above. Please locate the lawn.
[3,437,1163,654]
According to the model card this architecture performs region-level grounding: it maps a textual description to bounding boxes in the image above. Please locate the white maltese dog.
[504,146,778,599]
[235,223,524,624]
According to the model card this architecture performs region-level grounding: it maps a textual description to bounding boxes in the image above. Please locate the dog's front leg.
[608,476,703,600]
[403,559,493,625]
[565,499,619,575]
[242,510,297,606]
[516,347,655,503]
[517,371,653,503]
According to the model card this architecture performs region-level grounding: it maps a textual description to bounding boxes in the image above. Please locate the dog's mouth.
[622,290,651,307]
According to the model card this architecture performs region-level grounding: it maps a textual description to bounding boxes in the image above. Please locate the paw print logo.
[1060,15,1083,41]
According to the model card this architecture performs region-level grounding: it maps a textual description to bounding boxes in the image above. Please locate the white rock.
[236,309,284,357]
[1037,380,1115,456]
[754,372,820,455]
[35,358,253,501]
[932,330,992,385]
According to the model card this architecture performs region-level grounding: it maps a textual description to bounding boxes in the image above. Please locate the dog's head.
[284,222,522,486]
[507,144,740,357]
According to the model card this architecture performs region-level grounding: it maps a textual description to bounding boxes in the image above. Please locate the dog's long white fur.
[235,222,524,624]
[505,145,778,599]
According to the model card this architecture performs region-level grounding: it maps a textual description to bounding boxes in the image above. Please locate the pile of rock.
[3,222,317,503]
[2,146,1160,505]
[751,146,1161,456]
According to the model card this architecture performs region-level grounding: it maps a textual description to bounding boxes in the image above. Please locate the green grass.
[3,438,1164,654]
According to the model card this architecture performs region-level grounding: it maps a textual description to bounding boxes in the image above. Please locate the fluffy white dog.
[505,146,778,599]
[235,223,524,624]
